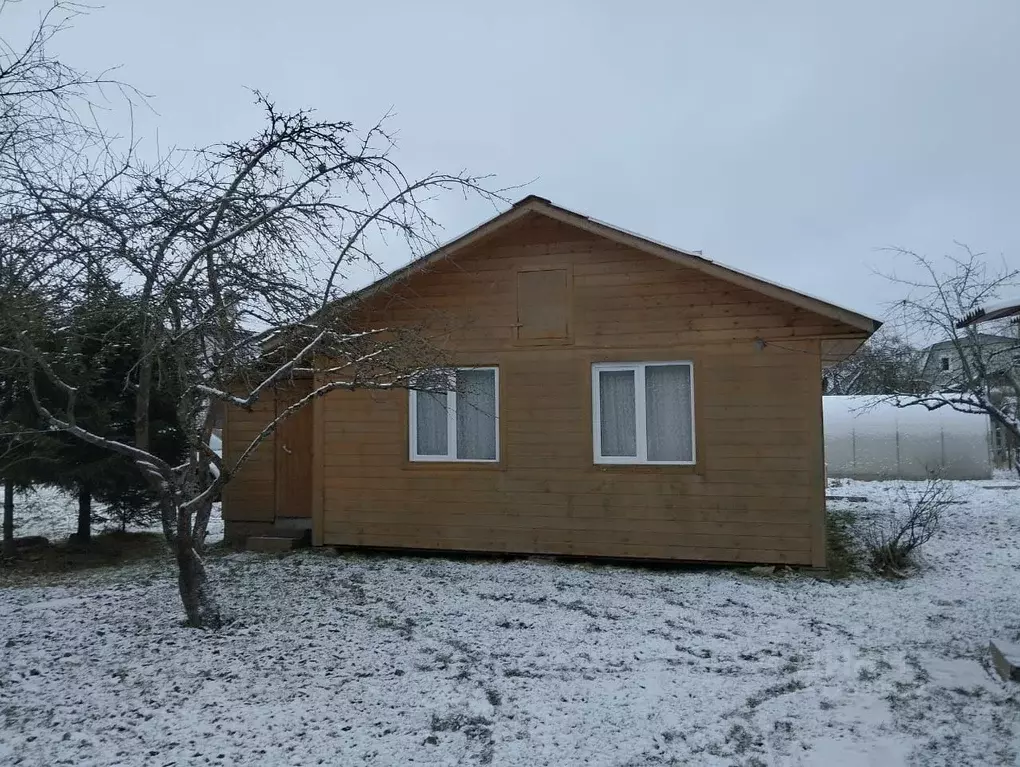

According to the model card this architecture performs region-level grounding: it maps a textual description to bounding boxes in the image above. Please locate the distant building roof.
[957,298,1020,328]
[924,333,1016,352]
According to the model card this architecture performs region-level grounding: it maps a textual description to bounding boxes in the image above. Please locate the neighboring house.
[918,333,1020,469]
[222,196,879,567]
[919,333,1018,389]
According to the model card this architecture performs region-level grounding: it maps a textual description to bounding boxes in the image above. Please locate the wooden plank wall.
[221,396,277,536]
[274,381,314,519]
[319,213,863,565]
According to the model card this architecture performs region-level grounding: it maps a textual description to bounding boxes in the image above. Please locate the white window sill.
[410,457,499,464]
[594,459,697,466]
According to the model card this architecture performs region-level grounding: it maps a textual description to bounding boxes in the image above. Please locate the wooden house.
[222,196,880,566]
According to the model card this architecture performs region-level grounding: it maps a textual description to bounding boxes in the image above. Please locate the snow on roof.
[925,333,1016,350]
[957,297,1020,328]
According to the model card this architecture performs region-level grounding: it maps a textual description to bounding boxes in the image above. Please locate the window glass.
[411,368,498,462]
[599,369,637,457]
[645,364,693,462]
[456,369,497,460]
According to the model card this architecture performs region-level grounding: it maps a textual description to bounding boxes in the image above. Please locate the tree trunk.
[192,496,214,550]
[76,482,91,542]
[176,534,221,628]
[135,351,153,452]
[2,479,14,558]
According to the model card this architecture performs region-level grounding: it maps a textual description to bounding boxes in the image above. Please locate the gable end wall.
[317,213,850,565]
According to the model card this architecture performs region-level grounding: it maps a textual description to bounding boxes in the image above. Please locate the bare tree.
[1,0,142,290]
[882,246,1020,471]
[1,0,113,558]
[1,4,500,626]
[824,326,924,396]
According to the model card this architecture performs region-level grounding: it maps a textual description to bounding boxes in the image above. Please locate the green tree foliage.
[46,280,188,540]
[0,282,61,555]
[0,276,189,548]
[0,389,56,555]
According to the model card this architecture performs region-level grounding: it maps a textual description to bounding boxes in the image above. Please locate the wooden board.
[516,267,571,342]
[275,382,313,519]
[221,397,276,525]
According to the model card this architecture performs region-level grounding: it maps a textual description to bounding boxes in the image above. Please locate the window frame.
[591,361,696,466]
[940,355,951,372]
[409,366,500,463]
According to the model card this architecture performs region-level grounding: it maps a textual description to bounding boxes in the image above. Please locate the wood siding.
[222,396,277,529]
[275,380,313,519]
[316,212,854,565]
[221,381,314,538]
[516,267,571,342]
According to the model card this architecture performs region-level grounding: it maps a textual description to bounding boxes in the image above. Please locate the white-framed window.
[940,355,951,372]
[409,367,499,462]
[592,361,695,465]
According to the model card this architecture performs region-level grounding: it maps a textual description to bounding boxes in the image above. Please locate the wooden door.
[275,384,313,519]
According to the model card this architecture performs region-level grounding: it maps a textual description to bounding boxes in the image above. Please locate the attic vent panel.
[516,267,571,342]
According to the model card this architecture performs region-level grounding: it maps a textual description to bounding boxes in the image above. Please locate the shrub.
[863,477,951,576]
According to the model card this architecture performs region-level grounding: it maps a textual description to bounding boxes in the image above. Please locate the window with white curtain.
[592,362,695,464]
[410,367,499,462]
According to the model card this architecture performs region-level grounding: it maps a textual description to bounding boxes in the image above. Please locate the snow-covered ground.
[9,485,224,544]
[2,480,1019,766]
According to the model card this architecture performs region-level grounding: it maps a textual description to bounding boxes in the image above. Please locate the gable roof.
[341,195,882,335]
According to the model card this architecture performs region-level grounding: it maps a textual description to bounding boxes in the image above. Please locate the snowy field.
[8,485,224,544]
[2,480,1019,766]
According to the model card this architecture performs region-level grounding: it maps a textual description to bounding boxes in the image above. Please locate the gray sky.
[14,0,1020,320]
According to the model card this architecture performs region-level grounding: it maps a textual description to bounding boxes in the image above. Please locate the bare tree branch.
[880,245,1020,473]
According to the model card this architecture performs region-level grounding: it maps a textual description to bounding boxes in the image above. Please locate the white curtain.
[415,391,449,456]
[456,369,497,460]
[599,370,637,456]
[646,364,692,461]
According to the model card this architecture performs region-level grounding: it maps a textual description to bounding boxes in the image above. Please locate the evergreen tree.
[0,384,57,556]
[49,281,188,542]
[0,278,61,555]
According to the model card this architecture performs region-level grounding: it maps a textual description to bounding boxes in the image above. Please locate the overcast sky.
[12,0,1020,320]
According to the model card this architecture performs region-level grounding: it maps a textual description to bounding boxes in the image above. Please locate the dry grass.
[825,507,863,578]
